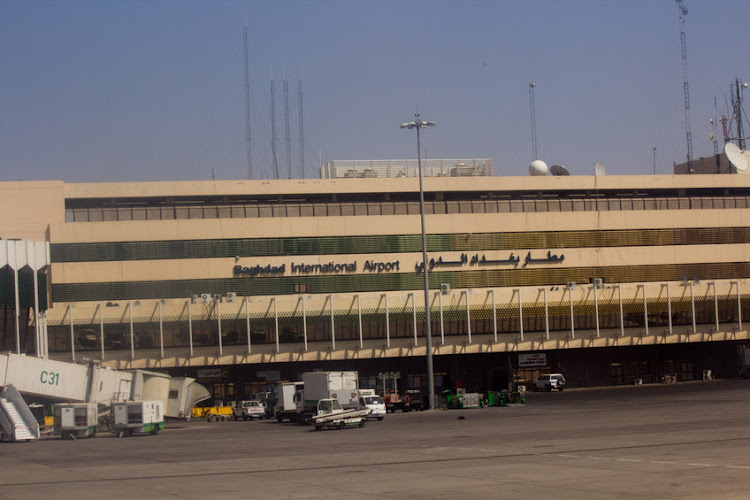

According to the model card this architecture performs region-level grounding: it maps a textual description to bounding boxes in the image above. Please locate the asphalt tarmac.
[2,380,750,499]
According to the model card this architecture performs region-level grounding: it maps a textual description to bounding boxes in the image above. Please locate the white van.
[359,390,386,420]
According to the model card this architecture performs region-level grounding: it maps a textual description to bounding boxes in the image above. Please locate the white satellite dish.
[550,164,570,176]
[725,142,748,171]
[529,160,548,176]
[594,162,607,176]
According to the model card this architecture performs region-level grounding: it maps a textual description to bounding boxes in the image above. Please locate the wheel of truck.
[558,386,564,392]
[315,425,323,431]
[377,416,384,421]
[277,416,283,423]
[546,384,552,392]
[338,421,345,430]
[358,419,366,428]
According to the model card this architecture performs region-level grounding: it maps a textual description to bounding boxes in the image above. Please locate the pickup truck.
[383,391,411,413]
[232,400,267,421]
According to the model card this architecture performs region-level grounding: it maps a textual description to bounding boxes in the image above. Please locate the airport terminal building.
[2,163,750,400]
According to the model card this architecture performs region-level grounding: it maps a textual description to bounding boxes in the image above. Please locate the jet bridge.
[0,353,209,423]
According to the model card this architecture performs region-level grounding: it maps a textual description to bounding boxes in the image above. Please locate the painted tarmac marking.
[616,458,641,463]
[651,461,676,465]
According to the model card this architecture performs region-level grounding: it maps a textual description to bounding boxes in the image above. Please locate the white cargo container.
[274,381,304,422]
[302,372,359,412]
[112,401,164,437]
[55,402,98,439]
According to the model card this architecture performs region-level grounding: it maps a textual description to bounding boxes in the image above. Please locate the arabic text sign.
[519,353,547,368]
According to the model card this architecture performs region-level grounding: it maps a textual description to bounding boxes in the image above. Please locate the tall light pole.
[400,113,436,410]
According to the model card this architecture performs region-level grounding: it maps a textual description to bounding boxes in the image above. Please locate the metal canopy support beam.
[384,294,390,348]
[69,304,75,361]
[593,285,600,338]
[640,285,649,336]
[33,270,40,357]
[188,300,194,357]
[274,297,280,352]
[735,281,743,330]
[14,267,20,354]
[329,295,335,350]
[712,282,719,332]
[410,293,418,346]
[357,294,363,349]
[245,298,251,354]
[217,299,223,356]
[129,303,135,359]
[99,303,105,361]
[517,289,524,342]
[438,291,445,345]
[465,291,472,344]
[492,290,498,343]
[666,284,673,335]
[542,288,550,341]
[690,282,696,333]
[569,287,575,339]
[158,301,164,358]
[302,296,308,351]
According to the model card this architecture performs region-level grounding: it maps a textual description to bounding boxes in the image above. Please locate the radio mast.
[243,25,252,179]
[529,82,538,160]
[298,77,305,179]
[283,69,292,179]
[271,69,279,180]
[676,0,693,172]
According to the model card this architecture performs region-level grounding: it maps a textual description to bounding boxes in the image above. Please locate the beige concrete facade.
[2,175,750,380]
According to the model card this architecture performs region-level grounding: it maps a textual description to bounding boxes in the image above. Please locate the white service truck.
[275,381,305,423]
[301,371,360,424]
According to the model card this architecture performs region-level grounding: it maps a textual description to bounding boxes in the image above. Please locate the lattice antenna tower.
[732,79,747,150]
[529,82,538,160]
[676,0,693,172]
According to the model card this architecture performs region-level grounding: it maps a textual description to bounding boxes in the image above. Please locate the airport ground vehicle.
[405,389,425,411]
[54,402,98,439]
[359,389,386,420]
[312,398,369,431]
[383,391,411,413]
[275,382,305,423]
[301,371,359,423]
[232,400,266,420]
[112,400,164,437]
[535,373,566,392]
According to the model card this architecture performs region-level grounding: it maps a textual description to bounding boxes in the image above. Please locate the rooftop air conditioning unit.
[201,293,210,304]
[440,284,451,295]
[592,278,604,289]
[226,292,236,303]
[566,282,576,290]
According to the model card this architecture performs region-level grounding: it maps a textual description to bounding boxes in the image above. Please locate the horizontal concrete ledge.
[50,325,750,370]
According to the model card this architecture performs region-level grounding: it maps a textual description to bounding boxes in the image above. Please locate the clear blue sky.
[1,0,747,182]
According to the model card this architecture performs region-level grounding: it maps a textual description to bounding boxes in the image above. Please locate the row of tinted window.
[65,196,750,222]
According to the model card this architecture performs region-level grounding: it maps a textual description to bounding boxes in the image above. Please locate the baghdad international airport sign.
[232,251,565,278]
